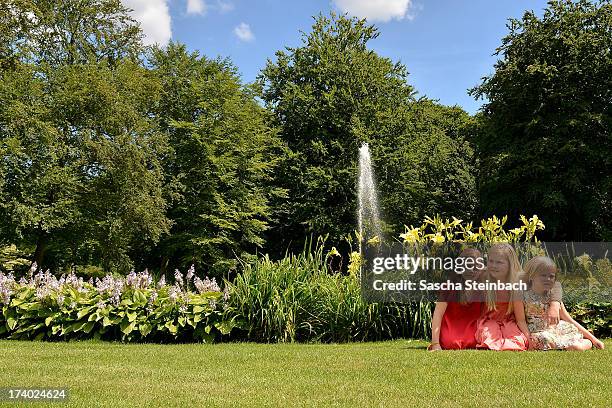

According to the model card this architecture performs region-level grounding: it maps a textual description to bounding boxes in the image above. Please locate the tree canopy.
[0,0,169,272]
[470,0,612,240]
[259,13,477,253]
[149,43,282,276]
[2,1,608,276]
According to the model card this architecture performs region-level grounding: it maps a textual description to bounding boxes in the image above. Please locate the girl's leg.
[566,339,592,351]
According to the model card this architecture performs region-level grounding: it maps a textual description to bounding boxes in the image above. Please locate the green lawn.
[1,339,610,407]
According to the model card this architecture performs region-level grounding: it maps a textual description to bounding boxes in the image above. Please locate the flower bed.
[0,267,236,342]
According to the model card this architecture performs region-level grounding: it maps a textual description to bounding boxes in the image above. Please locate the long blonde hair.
[485,243,523,314]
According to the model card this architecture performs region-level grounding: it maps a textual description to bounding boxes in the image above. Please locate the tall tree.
[0,62,83,266]
[149,43,282,276]
[375,100,478,233]
[470,0,612,240]
[0,0,170,271]
[259,13,477,253]
[1,0,142,66]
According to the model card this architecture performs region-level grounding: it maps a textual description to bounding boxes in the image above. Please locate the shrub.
[0,244,31,274]
[2,214,608,343]
[566,302,612,338]
[0,267,236,342]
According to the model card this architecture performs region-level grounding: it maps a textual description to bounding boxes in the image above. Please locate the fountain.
[357,143,382,253]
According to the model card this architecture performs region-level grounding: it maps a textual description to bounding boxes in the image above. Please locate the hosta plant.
[0,265,238,343]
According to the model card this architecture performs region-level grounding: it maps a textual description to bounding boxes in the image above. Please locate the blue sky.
[124,0,551,114]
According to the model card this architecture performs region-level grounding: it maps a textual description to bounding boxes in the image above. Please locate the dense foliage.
[2,215,609,343]
[470,0,612,241]
[1,1,609,282]
[0,0,170,273]
[148,44,282,276]
[0,1,281,275]
[258,13,477,254]
[227,239,430,342]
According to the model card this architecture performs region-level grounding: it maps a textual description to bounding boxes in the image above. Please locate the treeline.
[0,0,610,276]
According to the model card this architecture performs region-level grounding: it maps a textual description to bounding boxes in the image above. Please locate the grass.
[1,339,611,407]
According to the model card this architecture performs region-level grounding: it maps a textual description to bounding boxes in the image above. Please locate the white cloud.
[333,0,414,22]
[233,22,254,42]
[217,1,234,13]
[187,0,207,15]
[122,0,172,45]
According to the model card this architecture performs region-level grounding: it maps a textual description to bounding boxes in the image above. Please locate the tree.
[259,13,477,253]
[1,0,142,66]
[0,62,83,266]
[50,61,170,272]
[149,43,282,276]
[0,0,170,271]
[470,0,612,240]
[374,100,478,233]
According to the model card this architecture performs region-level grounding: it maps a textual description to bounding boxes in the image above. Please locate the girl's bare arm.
[547,281,562,325]
[513,300,530,338]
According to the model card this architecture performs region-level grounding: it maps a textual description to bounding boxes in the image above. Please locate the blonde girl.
[522,256,604,351]
[475,243,529,350]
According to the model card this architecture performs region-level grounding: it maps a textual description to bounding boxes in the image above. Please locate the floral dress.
[523,290,583,350]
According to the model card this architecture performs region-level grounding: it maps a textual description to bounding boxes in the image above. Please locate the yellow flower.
[367,236,381,246]
[431,233,445,243]
[530,215,545,230]
[510,227,523,235]
[450,217,463,227]
[400,227,421,243]
[328,247,340,257]
[464,230,481,242]
[347,252,362,276]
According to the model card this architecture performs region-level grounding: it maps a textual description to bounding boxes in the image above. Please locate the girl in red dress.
[429,248,485,351]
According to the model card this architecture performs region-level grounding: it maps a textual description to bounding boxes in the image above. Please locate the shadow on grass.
[399,345,428,350]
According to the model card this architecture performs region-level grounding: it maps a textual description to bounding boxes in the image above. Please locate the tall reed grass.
[225,240,432,342]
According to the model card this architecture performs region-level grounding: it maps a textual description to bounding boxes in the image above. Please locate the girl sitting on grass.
[429,248,485,351]
[522,256,604,351]
[475,243,529,351]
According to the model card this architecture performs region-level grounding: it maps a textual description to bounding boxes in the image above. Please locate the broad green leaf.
[121,320,136,335]
[82,321,95,334]
[139,323,152,337]
[214,320,235,335]
[164,321,177,334]
[102,316,113,327]
[7,317,17,331]
[77,307,94,320]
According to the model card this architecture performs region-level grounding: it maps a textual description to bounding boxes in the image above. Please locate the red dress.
[439,290,483,350]
[440,301,482,349]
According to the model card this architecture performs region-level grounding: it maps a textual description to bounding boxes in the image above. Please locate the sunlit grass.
[1,339,610,407]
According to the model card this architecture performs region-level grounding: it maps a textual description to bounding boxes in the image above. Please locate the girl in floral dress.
[522,256,604,351]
